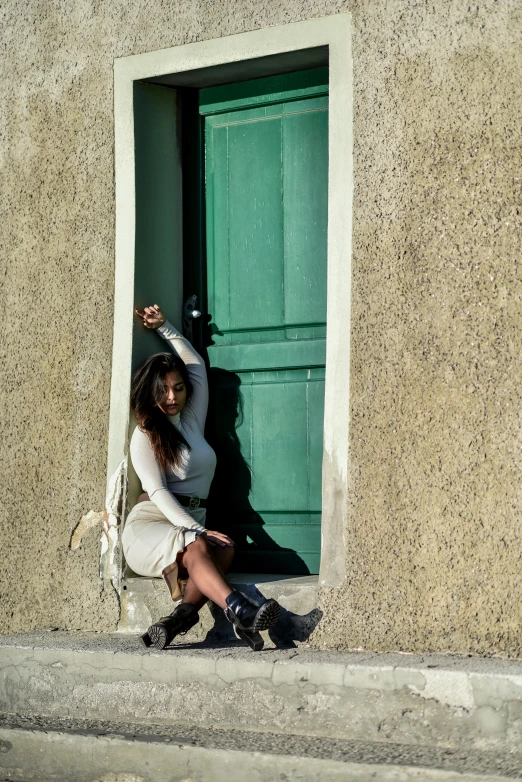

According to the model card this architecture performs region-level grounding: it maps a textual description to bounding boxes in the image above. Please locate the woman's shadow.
[203,367,322,646]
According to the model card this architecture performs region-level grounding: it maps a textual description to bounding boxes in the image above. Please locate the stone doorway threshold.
[119,573,320,643]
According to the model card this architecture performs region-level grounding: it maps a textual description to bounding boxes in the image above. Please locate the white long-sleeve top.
[129,321,217,531]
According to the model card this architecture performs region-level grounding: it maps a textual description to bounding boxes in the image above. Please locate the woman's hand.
[201,530,235,548]
[135,304,166,330]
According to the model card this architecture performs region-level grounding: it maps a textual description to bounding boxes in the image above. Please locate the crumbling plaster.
[0,0,521,653]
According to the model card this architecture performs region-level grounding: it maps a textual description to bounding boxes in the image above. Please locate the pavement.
[1,631,522,780]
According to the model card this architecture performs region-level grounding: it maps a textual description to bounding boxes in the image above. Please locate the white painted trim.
[110,14,353,587]
[108,69,136,485]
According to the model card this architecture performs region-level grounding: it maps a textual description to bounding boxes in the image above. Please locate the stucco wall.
[314,0,522,655]
[1,0,521,653]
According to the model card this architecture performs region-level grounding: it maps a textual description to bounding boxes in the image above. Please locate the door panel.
[250,375,311,509]
[201,70,328,574]
[228,119,284,331]
[205,339,326,372]
[283,107,329,325]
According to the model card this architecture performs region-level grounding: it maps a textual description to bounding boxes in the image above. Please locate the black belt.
[173,494,207,510]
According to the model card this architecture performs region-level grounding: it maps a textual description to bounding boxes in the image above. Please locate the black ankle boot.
[141,602,199,650]
[225,591,280,635]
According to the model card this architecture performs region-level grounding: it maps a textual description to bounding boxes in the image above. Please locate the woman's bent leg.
[182,543,234,610]
[142,532,278,652]
[178,536,233,609]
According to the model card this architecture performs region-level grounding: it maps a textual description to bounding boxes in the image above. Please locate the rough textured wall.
[0,0,348,635]
[1,0,521,654]
[314,0,522,656]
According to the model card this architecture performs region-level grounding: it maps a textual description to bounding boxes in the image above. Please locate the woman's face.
[157,370,187,416]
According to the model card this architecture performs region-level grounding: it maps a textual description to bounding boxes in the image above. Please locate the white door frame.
[110,14,353,587]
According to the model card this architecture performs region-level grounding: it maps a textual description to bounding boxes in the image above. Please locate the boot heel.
[234,627,264,652]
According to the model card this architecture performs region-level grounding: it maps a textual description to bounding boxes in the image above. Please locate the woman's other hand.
[201,530,235,548]
[135,304,166,329]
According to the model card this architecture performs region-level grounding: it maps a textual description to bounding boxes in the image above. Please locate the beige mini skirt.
[121,500,205,601]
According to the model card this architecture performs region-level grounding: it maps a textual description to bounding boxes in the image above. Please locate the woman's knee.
[185,534,210,560]
[216,543,235,569]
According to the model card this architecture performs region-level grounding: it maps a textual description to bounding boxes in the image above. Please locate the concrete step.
[2,631,522,758]
[0,713,520,781]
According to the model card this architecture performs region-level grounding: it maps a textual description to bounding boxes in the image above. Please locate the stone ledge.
[1,632,522,752]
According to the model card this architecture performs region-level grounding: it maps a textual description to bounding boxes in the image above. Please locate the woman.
[122,304,279,651]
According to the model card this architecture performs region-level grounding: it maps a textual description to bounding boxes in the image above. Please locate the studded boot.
[224,590,280,651]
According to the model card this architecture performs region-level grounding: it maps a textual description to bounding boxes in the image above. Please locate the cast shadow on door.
[204,367,311,577]
[200,365,323,647]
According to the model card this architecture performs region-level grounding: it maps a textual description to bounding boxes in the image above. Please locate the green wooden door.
[201,70,328,574]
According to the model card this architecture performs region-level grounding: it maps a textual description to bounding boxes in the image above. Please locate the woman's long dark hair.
[130,352,193,472]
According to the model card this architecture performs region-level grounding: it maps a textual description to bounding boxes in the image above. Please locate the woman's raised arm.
[135,304,209,429]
